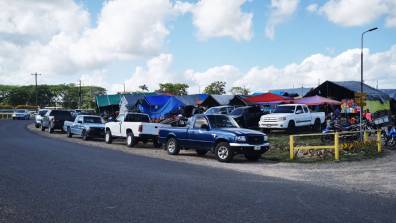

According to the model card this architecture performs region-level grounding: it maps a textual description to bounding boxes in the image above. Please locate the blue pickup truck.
[159,114,270,162]
[63,115,105,140]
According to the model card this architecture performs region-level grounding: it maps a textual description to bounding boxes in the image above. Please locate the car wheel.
[215,142,234,163]
[82,130,89,141]
[166,137,180,155]
[287,121,296,134]
[244,152,261,161]
[126,132,136,147]
[67,128,72,138]
[196,149,208,156]
[153,137,161,148]
[105,130,112,144]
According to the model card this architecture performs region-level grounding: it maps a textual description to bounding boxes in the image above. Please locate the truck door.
[302,106,312,125]
[75,116,83,135]
[189,116,212,149]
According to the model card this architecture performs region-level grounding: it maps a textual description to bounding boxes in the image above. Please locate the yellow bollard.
[363,131,369,143]
[289,135,294,160]
[334,132,340,161]
[377,129,382,153]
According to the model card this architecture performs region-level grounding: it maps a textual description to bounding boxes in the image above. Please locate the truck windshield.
[230,108,244,116]
[272,106,295,113]
[84,116,104,124]
[125,114,150,122]
[207,115,239,128]
[38,110,48,116]
[204,107,219,115]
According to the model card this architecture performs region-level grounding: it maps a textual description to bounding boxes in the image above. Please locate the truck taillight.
[138,125,143,133]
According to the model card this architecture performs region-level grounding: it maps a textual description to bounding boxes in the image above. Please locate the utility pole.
[79,80,82,109]
[31,73,41,108]
[124,82,126,93]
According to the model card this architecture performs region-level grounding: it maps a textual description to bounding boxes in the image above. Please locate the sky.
[0,0,395,94]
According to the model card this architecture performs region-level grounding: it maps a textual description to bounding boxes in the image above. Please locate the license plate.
[254,146,261,151]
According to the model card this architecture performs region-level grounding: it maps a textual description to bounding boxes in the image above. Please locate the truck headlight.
[278,117,287,121]
[235,136,246,142]
[264,135,268,142]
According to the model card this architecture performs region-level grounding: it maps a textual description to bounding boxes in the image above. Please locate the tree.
[158,83,189,95]
[139,84,149,92]
[230,86,250,95]
[204,81,226,95]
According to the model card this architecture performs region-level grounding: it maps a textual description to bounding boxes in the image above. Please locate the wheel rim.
[106,132,110,141]
[168,139,176,152]
[217,146,229,160]
[127,135,132,145]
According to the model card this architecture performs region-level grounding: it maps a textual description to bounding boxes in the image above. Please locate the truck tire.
[196,149,208,156]
[41,124,45,132]
[153,137,161,148]
[166,137,180,155]
[126,132,136,147]
[82,130,89,141]
[287,121,296,134]
[35,123,40,128]
[214,142,234,163]
[105,130,112,144]
[67,127,72,138]
[313,119,321,132]
[244,152,261,161]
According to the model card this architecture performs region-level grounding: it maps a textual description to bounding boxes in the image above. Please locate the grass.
[262,132,382,163]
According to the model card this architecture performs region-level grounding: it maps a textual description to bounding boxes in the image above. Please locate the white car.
[12,109,30,120]
[259,104,325,133]
[105,112,168,148]
[34,109,48,128]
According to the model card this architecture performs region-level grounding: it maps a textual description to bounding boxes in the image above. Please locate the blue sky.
[1,0,395,93]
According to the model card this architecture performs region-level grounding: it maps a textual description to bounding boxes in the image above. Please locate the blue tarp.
[138,96,184,119]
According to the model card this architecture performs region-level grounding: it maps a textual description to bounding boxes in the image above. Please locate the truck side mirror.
[201,124,209,130]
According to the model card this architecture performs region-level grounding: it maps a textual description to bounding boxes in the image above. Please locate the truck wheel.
[196,149,208,156]
[67,128,72,138]
[41,125,45,131]
[215,142,234,163]
[244,152,261,161]
[287,121,295,134]
[126,132,136,147]
[313,119,321,132]
[166,137,180,155]
[82,130,89,141]
[105,130,112,144]
[35,123,40,128]
[153,137,161,148]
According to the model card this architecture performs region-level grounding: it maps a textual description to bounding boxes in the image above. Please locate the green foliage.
[0,84,106,109]
[139,84,149,92]
[158,83,189,95]
[230,86,250,95]
[204,81,226,95]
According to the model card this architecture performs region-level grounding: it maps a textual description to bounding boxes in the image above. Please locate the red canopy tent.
[294,95,340,106]
[244,93,290,104]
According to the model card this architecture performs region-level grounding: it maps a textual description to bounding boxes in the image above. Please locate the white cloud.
[306,3,318,13]
[265,0,299,39]
[184,0,253,41]
[316,0,396,27]
[0,0,175,86]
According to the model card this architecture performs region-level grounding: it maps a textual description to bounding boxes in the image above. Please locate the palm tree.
[139,84,149,92]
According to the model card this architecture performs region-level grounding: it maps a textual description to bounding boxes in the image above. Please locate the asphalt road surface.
[1,120,395,223]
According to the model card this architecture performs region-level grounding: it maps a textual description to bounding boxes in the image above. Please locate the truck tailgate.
[142,123,169,136]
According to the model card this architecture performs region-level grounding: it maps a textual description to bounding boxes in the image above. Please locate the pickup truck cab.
[259,104,325,133]
[104,112,166,148]
[159,114,270,162]
[63,115,105,140]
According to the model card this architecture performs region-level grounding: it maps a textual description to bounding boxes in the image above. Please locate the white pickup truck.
[104,112,167,148]
[259,104,325,132]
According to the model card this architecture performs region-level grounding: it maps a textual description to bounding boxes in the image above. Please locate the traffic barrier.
[289,130,382,161]
[0,113,12,120]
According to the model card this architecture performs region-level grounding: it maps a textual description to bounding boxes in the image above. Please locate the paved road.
[0,120,395,223]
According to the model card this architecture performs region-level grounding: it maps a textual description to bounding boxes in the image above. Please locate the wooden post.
[289,135,295,160]
[334,132,340,161]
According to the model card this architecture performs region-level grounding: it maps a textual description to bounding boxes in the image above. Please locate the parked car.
[204,106,234,115]
[159,114,270,163]
[63,115,105,140]
[104,112,168,148]
[34,109,48,128]
[259,104,325,133]
[12,109,30,120]
[229,106,265,129]
[41,110,73,133]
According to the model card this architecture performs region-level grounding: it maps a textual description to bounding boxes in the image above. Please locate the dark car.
[229,106,265,129]
[159,114,269,162]
[41,110,73,133]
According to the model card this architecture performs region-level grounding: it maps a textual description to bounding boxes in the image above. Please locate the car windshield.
[204,107,219,115]
[125,114,150,122]
[207,115,239,128]
[38,110,48,116]
[15,109,26,113]
[230,108,244,116]
[84,116,104,124]
[272,106,295,113]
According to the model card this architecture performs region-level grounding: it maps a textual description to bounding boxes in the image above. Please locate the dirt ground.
[27,124,396,198]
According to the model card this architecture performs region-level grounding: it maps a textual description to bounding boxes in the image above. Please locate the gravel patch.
[27,124,396,198]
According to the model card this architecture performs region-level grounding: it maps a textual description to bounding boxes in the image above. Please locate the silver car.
[12,109,30,120]
[34,109,48,128]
